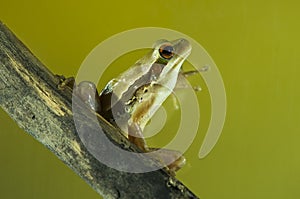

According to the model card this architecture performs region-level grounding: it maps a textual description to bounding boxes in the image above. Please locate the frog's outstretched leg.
[181,65,209,77]
[171,71,201,109]
[178,66,209,90]
[176,70,202,91]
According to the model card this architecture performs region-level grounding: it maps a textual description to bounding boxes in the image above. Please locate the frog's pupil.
[163,46,173,55]
[160,45,174,59]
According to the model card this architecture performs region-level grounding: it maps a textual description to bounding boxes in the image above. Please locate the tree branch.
[0,22,198,199]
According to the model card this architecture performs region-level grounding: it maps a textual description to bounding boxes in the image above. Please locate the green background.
[1,0,300,198]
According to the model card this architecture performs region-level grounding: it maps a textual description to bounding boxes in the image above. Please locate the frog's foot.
[74,81,102,114]
[149,148,186,174]
[56,75,75,90]
[128,123,185,174]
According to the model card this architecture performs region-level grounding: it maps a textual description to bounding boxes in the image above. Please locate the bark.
[0,22,198,199]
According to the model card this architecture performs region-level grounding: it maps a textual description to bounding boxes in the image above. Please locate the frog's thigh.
[75,81,102,113]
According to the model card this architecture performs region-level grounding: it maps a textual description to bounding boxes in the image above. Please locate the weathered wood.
[0,21,198,199]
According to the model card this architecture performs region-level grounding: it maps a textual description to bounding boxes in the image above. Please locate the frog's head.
[139,38,191,91]
[152,38,191,77]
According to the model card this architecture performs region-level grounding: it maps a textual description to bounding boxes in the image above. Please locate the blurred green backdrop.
[1,0,300,199]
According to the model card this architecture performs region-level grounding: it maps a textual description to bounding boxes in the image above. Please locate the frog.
[74,38,197,172]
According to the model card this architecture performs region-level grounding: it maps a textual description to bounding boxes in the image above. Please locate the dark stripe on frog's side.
[118,62,165,105]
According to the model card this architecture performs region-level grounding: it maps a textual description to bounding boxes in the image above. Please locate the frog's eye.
[159,44,174,59]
